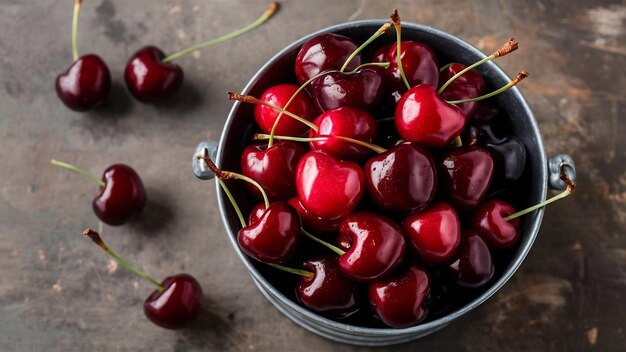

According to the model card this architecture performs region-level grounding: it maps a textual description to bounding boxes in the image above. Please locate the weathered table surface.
[1,0,624,351]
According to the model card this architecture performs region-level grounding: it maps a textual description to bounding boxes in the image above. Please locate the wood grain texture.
[0,0,624,351]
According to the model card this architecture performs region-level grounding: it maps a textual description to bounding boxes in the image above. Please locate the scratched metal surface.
[0,0,624,351]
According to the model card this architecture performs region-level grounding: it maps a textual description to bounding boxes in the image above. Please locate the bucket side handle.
[548,154,576,191]
[192,141,219,180]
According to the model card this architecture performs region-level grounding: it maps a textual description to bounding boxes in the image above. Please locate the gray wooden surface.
[1,0,624,351]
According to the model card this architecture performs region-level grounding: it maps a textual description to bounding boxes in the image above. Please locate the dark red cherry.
[403,202,461,265]
[486,136,527,183]
[309,106,377,161]
[370,45,391,63]
[387,41,439,88]
[438,63,486,121]
[143,273,203,329]
[296,256,359,318]
[240,141,307,202]
[254,84,318,136]
[288,197,341,234]
[124,46,184,103]
[370,44,405,105]
[364,142,436,213]
[470,199,520,249]
[295,151,364,219]
[438,146,494,210]
[55,54,111,111]
[93,164,146,226]
[395,84,465,147]
[447,230,494,288]
[247,202,266,225]
[294,33,360,85]
[237,202,301,264]
[369,265,430,328]
[337,212,405,282]
[310,66,386,112]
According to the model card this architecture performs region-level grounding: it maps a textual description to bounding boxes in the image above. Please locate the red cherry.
[369,265,430,328]
[296,256,359,318]
[395,84,465,147]
[240,141,307,202]
[470,199,520,249]
[93,164,147,226]
[237,202,301,264]
[144,273,203,329]
[295,151,364,219]
[308,107,378,161]
[337,212,405,282]
[447,230,494,288]
[387,41,439,88]
[403,202,461,265]
[364,142,436,213]
[56,54,111,111]
[310,66,386,112]
[124,46,184,103]
[294,33,360,85]
[438,63,486,121]
[438,146,494,210]
[287,197,341,234]
[254,84,318,136]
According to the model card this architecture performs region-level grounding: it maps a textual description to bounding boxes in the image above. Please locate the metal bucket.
[193,20,576,346]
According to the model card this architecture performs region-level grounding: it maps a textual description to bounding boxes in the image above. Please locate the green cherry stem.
[267,263,314,278]
[390,9,411,90]
[83,229,164,291]
[301,229,345,256]
[504,169,575,221]
[254,133,388,154]
[161,2,278,63]
[51,159,105,187]
[71,0,82,61]
[339,22,392,72]
[197,152,270,209]
[447,70,528,104]
[437,38,518,94]
[438,63,454,73]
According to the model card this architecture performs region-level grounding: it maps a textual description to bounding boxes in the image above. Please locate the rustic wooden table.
[1,0,624,351]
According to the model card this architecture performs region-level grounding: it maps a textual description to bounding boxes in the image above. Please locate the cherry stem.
[301,229,345,256]
[504,168,576,221]
[447,70,528,104]
[451,136,463,147]
[83,229,164,291]
[339,22,392,73]
[437,38,518,94]
[265,62,389,148]
[71,0,81,61]
[390,9,411,90]
[161,2,278,63]
[228,92,319,134]
[51,159,105,187]
[254,133,387,154]
[268,263,314,278]
[197,151,270,209]
[439,63,454,73]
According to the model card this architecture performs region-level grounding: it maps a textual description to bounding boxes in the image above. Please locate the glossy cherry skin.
[55,54,111,111]
[144,273,203,329]
[238,202,301,264]
[387,41,439,88]
[486,136,527,183]
[403,202,461,265]
[296,256,359,318]
[337,212,406,282]
[309,106,378,161]
[124,46,184,103]
[395,84,465,147]
[364,142,436,213]
[438,146,495,211]
[240,141,307,202]
[254,84,318,136]
[93,164,147,226]
[439,63,486,121]
[310,66,386,112]
[470,199,520,249]
[288,197,341,234]
[369,265,430,328]
[294,33,360,85]
[296,151,364,219]
[370,44,406,105]
[447,230,494,288]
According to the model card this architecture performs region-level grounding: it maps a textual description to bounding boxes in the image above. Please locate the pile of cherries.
[201,10,573,329]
